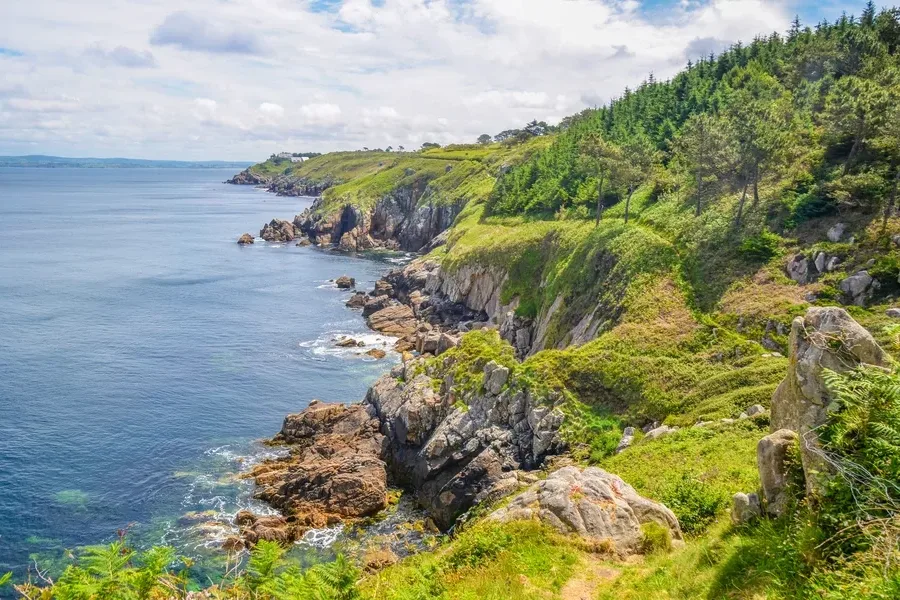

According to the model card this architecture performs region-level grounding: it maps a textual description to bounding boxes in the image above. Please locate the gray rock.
[887,308,900,319]
[645,425,677,441]
[827,223,846,243]
[746,404,766,417]
[490,466,682,553]
[787,254,812,284]
[483,361,510,395]
[365,369,564,529]
[731,492,761,525]
[771,308,888,495]
[825,256,841,272]
[839,271,878,307]
[616,427,635,454]
[757,429,798,517]
[814,252,826,273]
[436,333,459,355]
[893,234,900,248]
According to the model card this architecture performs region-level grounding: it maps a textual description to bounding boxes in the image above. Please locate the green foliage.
[658,473,729,536]
[739,229,782,261]
[639,522,674,554]
[0,572,11,587]
[13,537,362,600]
[361,521,581,600]
[426,329,517,400]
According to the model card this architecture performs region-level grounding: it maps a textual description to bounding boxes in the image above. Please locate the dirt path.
[559,555,621,600]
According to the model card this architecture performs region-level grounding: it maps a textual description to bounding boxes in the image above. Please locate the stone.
[887,308,900,319]
[368,304,417,337]
[746,404,766,417]
[416,331,441,354]
[814,252,826,273]
[771,307,888,495]
[237,233,254,245]
[362,295,392,317]
[645,425,677,440]
[839,271,878,307]
[825,256,841,272]
[490,467,682,554]
[336,337,358,347]
[295,237,312,247]
[483,360,510,395]
[346,292,368,308]
[786,254,812,284]
[827,223,846,243]
[365,349,387,359]
[731,492,762,525]
[335,275,356,289]
[615,427,635,454]
[436,333,459,355]
[757,429,799,517]
[893,234,900,248]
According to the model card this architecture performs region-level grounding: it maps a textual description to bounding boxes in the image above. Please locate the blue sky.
[0,1,877,160]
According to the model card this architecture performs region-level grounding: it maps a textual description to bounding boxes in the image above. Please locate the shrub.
[446,523,513,570]
[739,230,781,261]
[659,473,729,536]
[640,521,673,554]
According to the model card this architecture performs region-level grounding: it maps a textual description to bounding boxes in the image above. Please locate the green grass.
[360,520,583,600]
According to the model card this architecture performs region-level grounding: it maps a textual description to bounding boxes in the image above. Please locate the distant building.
[290,156,305,163]
[276,152,292,159]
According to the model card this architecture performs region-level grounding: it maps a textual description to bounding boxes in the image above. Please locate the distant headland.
[0,155,254,169]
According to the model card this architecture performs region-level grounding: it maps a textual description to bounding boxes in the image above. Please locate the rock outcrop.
[247,401,388,541]
[490,466,682,554]
[259,219,297,243]
[226,169,269,185]
[365,362,565,529]
[770,307,889,495]
[237,233,254,245]
[293,194,466,253]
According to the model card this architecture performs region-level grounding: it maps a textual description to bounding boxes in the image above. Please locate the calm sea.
[0,168,401,584]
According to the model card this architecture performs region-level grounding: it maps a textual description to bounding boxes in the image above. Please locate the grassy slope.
[360,145,900,597]
[245,139,555,217]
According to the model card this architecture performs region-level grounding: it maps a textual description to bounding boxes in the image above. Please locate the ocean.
[0,168,403,584]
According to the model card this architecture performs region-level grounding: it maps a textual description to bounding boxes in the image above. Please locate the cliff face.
[379,259,616,358]
[293,192,466,253]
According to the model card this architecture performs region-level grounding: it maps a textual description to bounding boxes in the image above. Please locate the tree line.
[488,3,900,238]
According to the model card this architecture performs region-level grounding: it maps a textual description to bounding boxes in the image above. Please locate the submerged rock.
[490,466,682,554]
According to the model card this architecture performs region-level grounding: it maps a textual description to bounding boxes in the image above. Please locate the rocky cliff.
[245,351,565,539]
[292,192,465,253]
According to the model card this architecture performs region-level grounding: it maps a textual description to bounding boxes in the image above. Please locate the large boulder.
[367,304,417,337]
[771,307,888,494]
[490,467,682,554]
[237,233,254,245]
[839,271,879,307]
[731,492,762,525]
[757,429,799,517]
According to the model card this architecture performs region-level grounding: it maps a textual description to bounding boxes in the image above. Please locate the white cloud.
[259,102,285,117]
[0,0,804,159]
[300,103,342,126]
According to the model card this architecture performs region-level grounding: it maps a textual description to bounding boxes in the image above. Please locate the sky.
[0,1,867,161]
